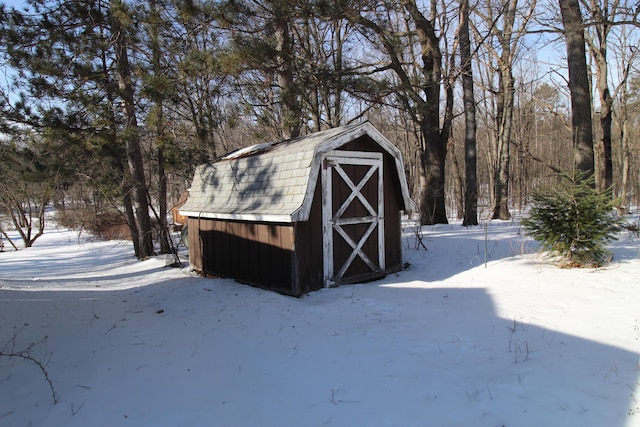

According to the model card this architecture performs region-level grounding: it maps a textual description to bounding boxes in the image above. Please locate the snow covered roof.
[179,121,414,223]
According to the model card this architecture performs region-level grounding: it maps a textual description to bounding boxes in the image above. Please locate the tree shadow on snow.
[295,284,640,427]
[0,277,638,427]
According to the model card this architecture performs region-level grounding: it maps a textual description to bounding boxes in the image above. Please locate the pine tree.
[1,0,155,258]
[522,171,622,268]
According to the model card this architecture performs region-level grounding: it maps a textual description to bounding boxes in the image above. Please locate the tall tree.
[475,0,536,220]
[612,38,639,207]
[219,0,305,139]
[296,7,354,130]
[272,0,301,138]
[1,0,155,258]
[584,0,614,191]
[460,0,478,226]
[110,0,155,258]
[167,0,228,162]
[559,0,595,174]
[346,0,452,224]
[142,0,171,254]
[582,0,640,196]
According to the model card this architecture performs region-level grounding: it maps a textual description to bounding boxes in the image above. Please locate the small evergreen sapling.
[522,171,622,268]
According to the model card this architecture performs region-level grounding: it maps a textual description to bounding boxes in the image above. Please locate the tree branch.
[1,328,58,404]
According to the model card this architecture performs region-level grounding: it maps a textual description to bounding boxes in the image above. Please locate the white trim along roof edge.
[291,122,415,221]
[179,211,294,223]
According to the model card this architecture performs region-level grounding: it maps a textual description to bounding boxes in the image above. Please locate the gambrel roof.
[179,121,414,223]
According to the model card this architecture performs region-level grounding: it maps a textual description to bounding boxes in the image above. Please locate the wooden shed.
[179,122,414,296]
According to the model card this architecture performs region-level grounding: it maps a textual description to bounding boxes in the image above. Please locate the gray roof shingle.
[179,122,414,222]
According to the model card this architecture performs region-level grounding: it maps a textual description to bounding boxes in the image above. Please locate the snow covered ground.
[1,219,639,427]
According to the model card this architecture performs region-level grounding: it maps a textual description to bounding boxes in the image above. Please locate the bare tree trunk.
[0,226,19,251]
[332,18,344,127]
[460,0,478,226]
[597,87,613,191]
[98,17,141,257]
[149,0,171,254]
[620,119,630,205]
[110,0,155,259]
[447,137,464,220]
[157,145,170,254]
[346,0,449,224]
[616,62,634,207]
[122,176,140,258]
[585,1,613,191]
[559,0,595,175]
[299,14,346,131]
[492,62,514,220]
[475,0,535,220]
[490,0,521,220]
[418,119,448,225]
[403,0,449,225]
[584,1,639,196]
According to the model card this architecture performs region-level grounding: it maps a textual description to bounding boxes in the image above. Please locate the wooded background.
[1,0,638,257]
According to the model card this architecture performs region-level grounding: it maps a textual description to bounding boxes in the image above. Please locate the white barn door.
[322,151,385,287]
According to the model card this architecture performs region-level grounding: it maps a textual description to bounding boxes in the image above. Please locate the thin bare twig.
[1,329,58,404]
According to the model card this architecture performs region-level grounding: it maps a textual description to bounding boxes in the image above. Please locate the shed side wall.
[293,172,324,294]
[383,150,403,272]
[187,217,297,294]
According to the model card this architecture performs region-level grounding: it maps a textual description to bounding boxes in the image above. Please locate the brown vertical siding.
[383,151,403,271]
[188,217,296,294]
[294,174,324,294]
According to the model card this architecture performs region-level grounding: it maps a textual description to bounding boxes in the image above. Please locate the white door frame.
[321,150,385,287]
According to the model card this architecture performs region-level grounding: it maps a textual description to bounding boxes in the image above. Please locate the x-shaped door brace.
[333,164,378,219]
[331,164,379,279]
[333,220,378,280]
[322,152,385,286]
